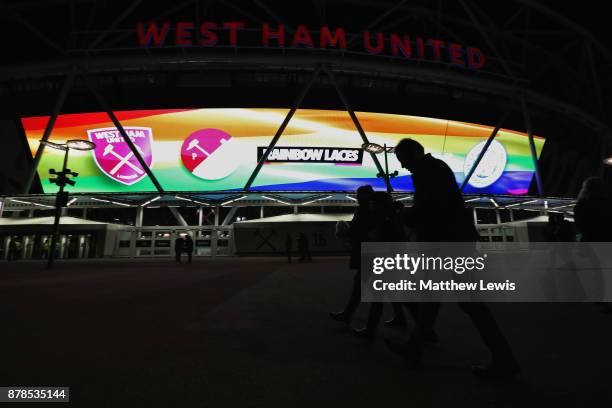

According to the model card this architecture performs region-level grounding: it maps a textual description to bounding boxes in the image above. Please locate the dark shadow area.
[1,258,611,406]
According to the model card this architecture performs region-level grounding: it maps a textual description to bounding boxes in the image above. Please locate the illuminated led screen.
[22,108,544,195]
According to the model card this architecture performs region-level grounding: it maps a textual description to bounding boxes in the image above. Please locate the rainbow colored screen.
[22,108,544,194]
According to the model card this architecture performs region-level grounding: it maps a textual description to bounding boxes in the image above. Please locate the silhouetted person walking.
[574,176,612,313]
[330,185,374,324]
[386,138,519,379]
[285,234,293,263]
[174,235,185,263]
[352,191,412,340]
[574,177,612,243]
[298,232,311,262]
[7,238,19,261]
[548,213,575,243]
[184,235,194,264]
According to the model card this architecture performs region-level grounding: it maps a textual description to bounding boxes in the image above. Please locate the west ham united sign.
[136,22,486,70]
[87,127,153,186]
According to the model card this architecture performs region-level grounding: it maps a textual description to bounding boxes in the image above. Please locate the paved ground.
[1,257,611,407]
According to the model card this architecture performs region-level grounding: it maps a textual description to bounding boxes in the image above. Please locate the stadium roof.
[0,192,577,215]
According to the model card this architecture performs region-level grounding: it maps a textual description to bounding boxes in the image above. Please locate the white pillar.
[129,229,137,258]
[135,206,143,227]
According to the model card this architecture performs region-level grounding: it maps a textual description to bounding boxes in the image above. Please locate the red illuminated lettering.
[390,34,412,58]
[137,22,171,46]
[320,26,346,49]
[223,22,244,46]
[363,31,384,54]
[468,47,486,69]
[176,22,194,45]
[263,24,286,46]
[427,39,445,60]
[449,43,465,66]
[416,37,425,58]
[134,20,486,70]
[292,25,314,48]
[199,22,218,46]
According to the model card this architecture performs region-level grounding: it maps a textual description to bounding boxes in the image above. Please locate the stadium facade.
[0,1,610,259]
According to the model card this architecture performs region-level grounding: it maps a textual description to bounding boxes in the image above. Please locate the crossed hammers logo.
[102,144,144,175]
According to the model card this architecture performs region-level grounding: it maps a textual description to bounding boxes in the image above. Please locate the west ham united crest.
[87,127,154,185]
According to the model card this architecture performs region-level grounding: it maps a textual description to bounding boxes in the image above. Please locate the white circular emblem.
[463,140,507,188]
[181,128,238,180]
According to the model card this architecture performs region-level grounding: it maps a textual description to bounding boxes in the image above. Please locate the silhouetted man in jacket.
[386,138,519,380]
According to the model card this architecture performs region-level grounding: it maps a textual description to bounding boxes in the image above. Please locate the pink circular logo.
[180,128,237,180]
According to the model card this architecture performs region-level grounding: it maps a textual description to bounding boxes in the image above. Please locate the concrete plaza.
[1,257,611,406]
